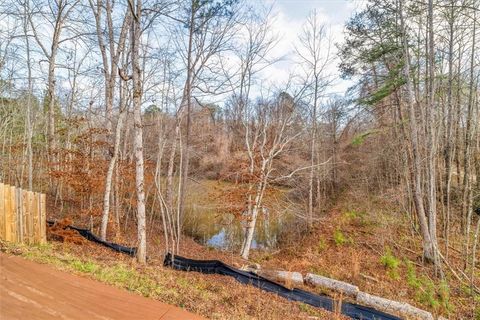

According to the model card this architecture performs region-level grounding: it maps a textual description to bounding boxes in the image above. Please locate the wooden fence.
[0,182,46,244]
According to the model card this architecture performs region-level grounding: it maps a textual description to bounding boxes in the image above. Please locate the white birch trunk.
[130,0,146,264]
[101,110,126,240]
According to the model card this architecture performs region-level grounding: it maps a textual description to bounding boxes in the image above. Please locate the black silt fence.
[164,253,402,320]
[46,220,401,320]
[46,220,136,256]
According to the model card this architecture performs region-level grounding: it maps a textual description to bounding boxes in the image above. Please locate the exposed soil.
[0,253,205,320]
[0,213,340,320]
[30,227,342,319]
[39,191,478,319]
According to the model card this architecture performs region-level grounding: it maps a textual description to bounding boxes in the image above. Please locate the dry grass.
[1,234,343,320]
[252,190,479,319]
[40,183,479,319]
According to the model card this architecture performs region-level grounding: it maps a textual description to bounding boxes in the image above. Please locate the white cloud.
[252,0,359,97]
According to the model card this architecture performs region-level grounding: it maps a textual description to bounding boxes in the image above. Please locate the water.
[205,228,263,250]
[183,205,291,252]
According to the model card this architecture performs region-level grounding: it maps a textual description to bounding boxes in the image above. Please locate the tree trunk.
[241,160,268,260]
[426,0,440,269]
[177,1,195,230]
[241,206,258,259]
[23,5,33,190]
[130,0,146,264]
[462,8,476,269]
[308,77,318,227]
[399,0,435,263]
[443,0,455,257]
[101,110,126,240]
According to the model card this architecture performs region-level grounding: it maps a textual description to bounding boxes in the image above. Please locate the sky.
[0,0,367,109]
[257,0,366,97]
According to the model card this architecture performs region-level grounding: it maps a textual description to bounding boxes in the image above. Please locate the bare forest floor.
[250,190,479,319]
[2,186,478,319]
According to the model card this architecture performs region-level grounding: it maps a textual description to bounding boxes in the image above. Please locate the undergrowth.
[298,302,328,317]
[317,239,327,252]
[406,260,452,313]
[380,247,400,280]
[333,229,352,246]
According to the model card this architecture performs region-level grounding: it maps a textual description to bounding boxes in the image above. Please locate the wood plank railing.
[0,182,46,244]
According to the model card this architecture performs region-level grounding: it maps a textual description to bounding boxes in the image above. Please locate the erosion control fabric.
[164,254,402,320]
[47,220,400,320]
[46,220,136,256]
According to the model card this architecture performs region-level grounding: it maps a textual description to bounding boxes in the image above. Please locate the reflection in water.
[206,228,227,248]
[183,204,291,252]
[206,228,261,250]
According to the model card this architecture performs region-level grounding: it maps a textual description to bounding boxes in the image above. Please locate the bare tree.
[426,0,440,269]
[22,1,33,190]
[240,93,302,259]
[399,0,437,263]
[462,4,477,269]
[89,0,131,131]
[162,0,240,255]
[88,0,132,241]
[129,0,147,264]
[219,7,287,259]
[27,0,78,155]
[294,10,332,227]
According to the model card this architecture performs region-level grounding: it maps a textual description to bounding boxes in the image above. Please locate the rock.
[356,291,434,320]
[304,273,360,298]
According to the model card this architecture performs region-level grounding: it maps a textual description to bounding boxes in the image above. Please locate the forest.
[0,0,479,319]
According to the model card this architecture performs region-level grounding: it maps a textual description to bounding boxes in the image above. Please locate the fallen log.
[256,270,304,287]
[356,291,434,320]
[165,254,401,320]
[305,273,360,298]
[239,263,261,273]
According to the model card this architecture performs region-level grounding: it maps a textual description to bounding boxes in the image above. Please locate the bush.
[437,280,451,313]
[406,260,421,289]
[380,247,400,269]
[405,260,452,313]
[342,210,370,227]
[317,239,327,252]
[343,210,359,219]
[333,229,348,246]
[380,247,400,280]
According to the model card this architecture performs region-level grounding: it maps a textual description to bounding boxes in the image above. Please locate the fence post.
[33,192,41,244]
[27,191,34,244]
[40,194,46,244]
[0,183,5,240]
[16,187,23,243]
[10,185,17,241]
[4,185,13,241]
[22,190,28,244]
